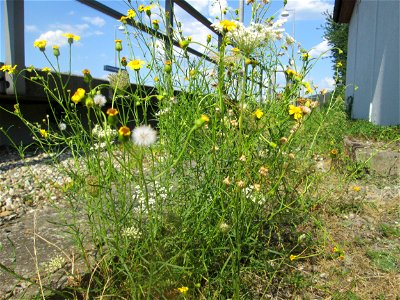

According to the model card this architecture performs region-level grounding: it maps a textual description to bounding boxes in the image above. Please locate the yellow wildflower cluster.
[0,64,17,74]
[285,68,301,81]
[138,4,155,16]
[120,9,136,22]
[177,286,189,294]
[288,105,303,121]
[34,40,47,51]
[302,81,313,94]
[39,129,48,138]
[71,88,86,104]
[220,20,237,32]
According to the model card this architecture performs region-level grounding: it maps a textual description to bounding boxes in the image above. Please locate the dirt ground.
[292,167,399,300]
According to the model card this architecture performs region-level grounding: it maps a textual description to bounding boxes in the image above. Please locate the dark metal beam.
[76,0,216,63]
[174,0,219,35]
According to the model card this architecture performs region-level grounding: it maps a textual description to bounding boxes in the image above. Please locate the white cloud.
[309,39,330,58]
[183,0,228,19]
[186,0,209,12]
[25,25,39,33]
[285,0,333,20]
[208,0,228,18]
[320,76,335,90]
[36,30,68,47]
[37,23,107,47]
[82,16,106,27]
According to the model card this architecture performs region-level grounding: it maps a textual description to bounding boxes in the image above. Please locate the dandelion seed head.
[132,125,157,147]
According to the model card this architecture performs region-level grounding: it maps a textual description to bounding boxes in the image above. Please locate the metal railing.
[77,0,221,66]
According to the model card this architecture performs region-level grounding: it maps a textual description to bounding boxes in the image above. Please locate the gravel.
[0,147,73,226]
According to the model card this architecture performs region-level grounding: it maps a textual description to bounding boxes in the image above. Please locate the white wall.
[345,0,400,126]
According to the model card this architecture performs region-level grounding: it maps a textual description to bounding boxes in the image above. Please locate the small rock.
[0,210,13,217]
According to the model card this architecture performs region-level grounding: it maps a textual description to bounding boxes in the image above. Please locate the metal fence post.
[4,0,26,95]
[165,0,174,62]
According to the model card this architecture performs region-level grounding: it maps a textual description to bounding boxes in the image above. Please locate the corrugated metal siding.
[345,0,400,125]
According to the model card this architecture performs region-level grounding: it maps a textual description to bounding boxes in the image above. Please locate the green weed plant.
[0,1,346,298]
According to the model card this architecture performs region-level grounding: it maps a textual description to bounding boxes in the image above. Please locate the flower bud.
[115,39,123,52]
[152,19,159,30]
[52,45,60,57]
[82,69,92,83]
[194,114,209,129]
[106,108,119,126]
[164,60,172,74]
[85,96,94,108]
[121,57,127,67]
[118,126,131,142]
[179,39,190,50]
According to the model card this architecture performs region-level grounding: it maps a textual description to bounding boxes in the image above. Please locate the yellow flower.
[177,286,188,294]
[288,105,303,121]
[33,40,47,51]
[232,47,240,54]
[201,114,209,123]
[285,68,297,77]
[220,20,237,32]
[120,15,129,23]
[42,67,51,72]
[71,88,86,104]
[127,59,145,71]
[352,186,361,192]
[62,33,80,44]
[336,61,343,68]
[253,109,263,119]
[39,129,48,138]
[118,126,131,142]
[303,81,313,94]
[330,148,338,156]
[127,9,136,18]
[106,108,119,117]
[301,52,310,61]
[289,254,297,261]
[138,4,155,15]
[0,64,17,74]
[118,126,131,137]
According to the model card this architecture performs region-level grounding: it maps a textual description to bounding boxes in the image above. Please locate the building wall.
[345,0,400,126]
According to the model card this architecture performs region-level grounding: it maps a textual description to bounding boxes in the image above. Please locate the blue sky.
[1,0,335,90]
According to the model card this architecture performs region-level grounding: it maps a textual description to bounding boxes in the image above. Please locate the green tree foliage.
[322,11,349,84]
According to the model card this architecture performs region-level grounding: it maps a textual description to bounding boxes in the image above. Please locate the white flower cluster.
[243,184,266,205]
[43,255,65,273]
[133,182,170,213]
[225,20,287,55]
[92,124,117,141]
[121,226,141,239]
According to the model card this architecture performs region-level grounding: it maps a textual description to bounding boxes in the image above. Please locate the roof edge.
[333,0,356,23]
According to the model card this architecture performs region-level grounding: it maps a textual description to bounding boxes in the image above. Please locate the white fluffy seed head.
[131,125,157,147]
[93,94,107,107]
